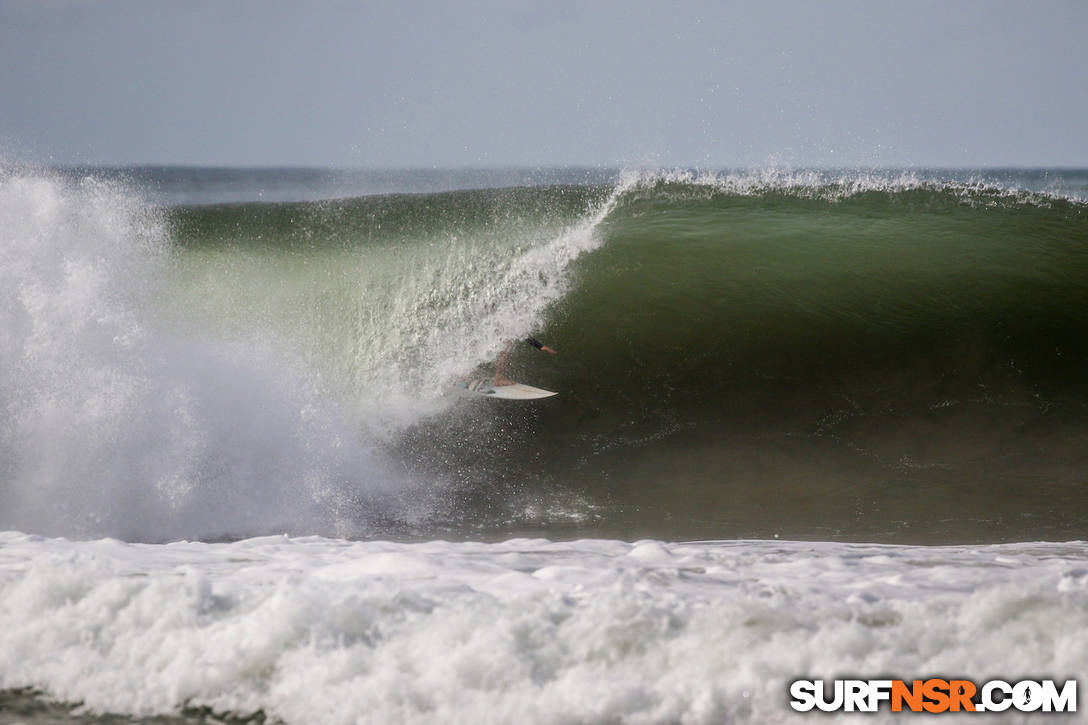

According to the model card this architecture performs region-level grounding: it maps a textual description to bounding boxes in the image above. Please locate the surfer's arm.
[526,337,557,354]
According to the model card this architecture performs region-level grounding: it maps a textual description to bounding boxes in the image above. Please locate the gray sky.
[2,0,1086,168]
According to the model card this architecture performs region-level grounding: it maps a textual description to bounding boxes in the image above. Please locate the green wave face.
[560,179,1088,394]
[164,176,1088,543]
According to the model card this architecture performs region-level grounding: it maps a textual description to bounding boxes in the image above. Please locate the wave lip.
[612,166,1088,204]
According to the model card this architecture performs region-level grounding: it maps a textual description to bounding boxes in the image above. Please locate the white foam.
[613,166,1088,205]
[0,532,1083,724]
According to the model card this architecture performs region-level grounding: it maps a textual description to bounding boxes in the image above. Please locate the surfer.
[494,337,556,386]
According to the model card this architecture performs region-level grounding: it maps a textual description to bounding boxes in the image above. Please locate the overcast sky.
[1,0,1086,168]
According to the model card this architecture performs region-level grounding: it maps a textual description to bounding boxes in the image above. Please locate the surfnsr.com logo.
[789,679,1077,713]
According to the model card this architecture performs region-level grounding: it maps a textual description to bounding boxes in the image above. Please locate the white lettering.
[1013,680,1043,712]
[981,680,1012,712]
[1041,680,1077,712]
[868,680,893,711]
[789,680,816,712]
[816,680,844,712]
[845,680,868,712]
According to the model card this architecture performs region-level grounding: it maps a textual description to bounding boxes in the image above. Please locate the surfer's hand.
[541,345,557,354]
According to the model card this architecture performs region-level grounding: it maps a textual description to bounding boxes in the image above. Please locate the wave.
[3,166,1087,542]
[398,173,1087,542]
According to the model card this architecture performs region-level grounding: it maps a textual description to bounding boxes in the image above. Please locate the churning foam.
[0,168,420,541]
[613,166,1087,205]
[0,532,1083,724]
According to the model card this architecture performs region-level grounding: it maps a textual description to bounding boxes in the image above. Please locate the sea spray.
[166,183,622,433]
[0,169,632,541]
[0,168,422,541]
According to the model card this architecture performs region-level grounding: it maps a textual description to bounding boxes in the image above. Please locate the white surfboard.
[463,378,557,400]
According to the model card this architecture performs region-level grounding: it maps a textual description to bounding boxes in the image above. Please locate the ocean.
[1,165,1085,723]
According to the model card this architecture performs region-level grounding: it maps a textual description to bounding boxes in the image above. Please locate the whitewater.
[2,533,1085,724]
[1,165,1086,723]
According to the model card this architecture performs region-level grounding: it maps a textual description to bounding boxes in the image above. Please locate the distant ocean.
[1,165,1085,723]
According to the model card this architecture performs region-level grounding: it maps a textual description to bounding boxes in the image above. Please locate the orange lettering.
[892,680,924,712]
[923,678,951,713]
[948,680,977,712]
